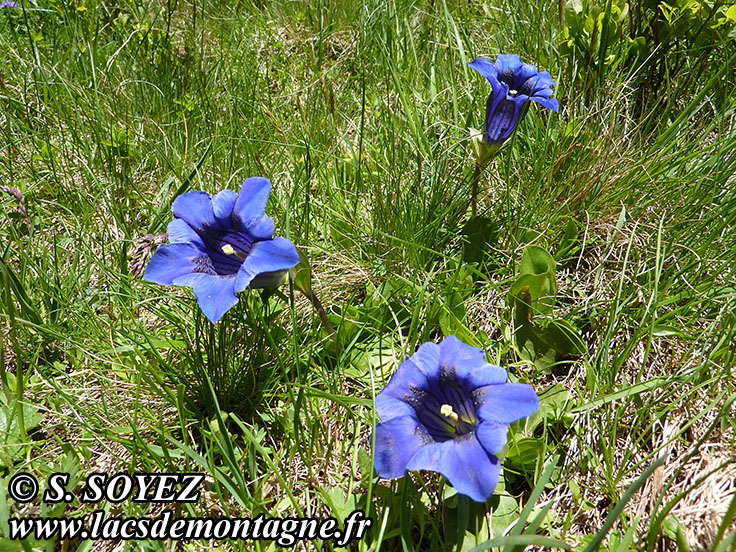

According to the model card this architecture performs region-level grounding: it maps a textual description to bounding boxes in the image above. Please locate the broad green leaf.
[727,4,736,23]
[504,437,544,476]
[0,403,43,466]
[543,319,587,357]
[556,218,580,260]
[490,493,519,540]
[512,314,559,371]
[462,217,500,266]
[513,309,584,371]
[439,288,475,344]
[511,245,557,316]
[357,448,375,489]
[320,487,359,525]
[523,384,574,434]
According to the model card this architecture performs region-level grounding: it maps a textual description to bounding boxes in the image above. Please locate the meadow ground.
[1,0,735,550]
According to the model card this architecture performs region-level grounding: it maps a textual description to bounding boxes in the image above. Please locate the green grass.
[1,0,736,550]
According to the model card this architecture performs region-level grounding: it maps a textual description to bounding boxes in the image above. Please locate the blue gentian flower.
[469,54,559,147]
[0,1,18,6]
[145,177,300,323]
[373,336,539,502]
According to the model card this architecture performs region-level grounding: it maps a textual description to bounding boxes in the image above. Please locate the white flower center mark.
[509,89,518,96]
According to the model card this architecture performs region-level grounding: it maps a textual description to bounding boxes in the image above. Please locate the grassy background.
[1,0,735,550]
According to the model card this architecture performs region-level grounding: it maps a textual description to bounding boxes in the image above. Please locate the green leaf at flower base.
[510,246,557,316]
[439,294,468,339]
[513,308,586,372]
[662,515,689,552]
[512,315,559,371]
[327,304,360,349]
[543,319,587,358]
[365,339,399,378]
[343,337,398,383]
[469,127,499,166]
[444,495,496,552]
[504,437,544,477]
[510,247,585,372]
[439,282,476,345]
[522,384,575,435]
[290,246,312,297]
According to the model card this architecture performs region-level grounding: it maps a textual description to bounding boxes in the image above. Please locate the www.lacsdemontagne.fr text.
[10,509,372,546]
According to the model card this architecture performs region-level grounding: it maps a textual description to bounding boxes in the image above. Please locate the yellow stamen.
[509,89,518,95]
[440,404,460,424]
[221,244,247,261]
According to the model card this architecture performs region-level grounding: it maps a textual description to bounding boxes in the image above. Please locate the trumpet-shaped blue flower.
[374,336,539,502]
[145,177,300,323]
[469,54,559,147]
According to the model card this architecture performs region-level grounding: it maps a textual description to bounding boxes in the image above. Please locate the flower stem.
[470,161,481,219]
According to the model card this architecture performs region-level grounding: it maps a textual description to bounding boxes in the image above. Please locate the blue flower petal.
[233,178,275,239]
[378,356,433,403]
[172,191,216,235]
[485,96,526,145]
[486,73,507,98]
[173,273,239,323]
[245,214,275,241]
[525,71,557,94]
[145,175,297,322]
[411,341,442,380]
[471,54,558,148]
[514,62,539,89]
[531,96,559,112]
[439,336,507,388]
[233,237,300,292]
[405,434,501,502]
[144,243,202,285]
[439,335,486,367]
[475,421,508,455]
[371,336,541,502]
[376,393,419,422]
[494,54,524,78]
[234,177,271,229]
[374,417,431,479]
[527,86,554,100]
[469,57,499,83]
[475,383,540,425]
[167,219,205,249]
[212,189,239,230]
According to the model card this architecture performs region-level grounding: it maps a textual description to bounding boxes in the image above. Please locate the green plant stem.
[470,161,481,219]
